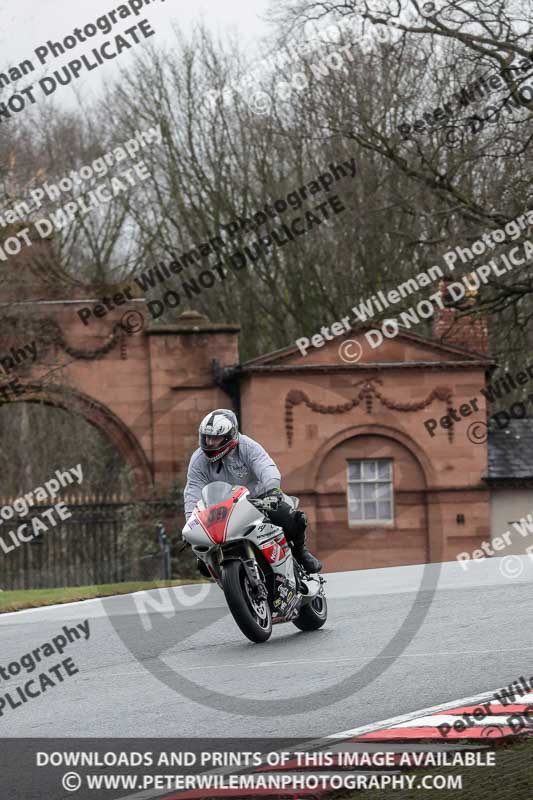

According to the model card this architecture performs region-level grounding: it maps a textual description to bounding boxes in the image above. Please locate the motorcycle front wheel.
[222,560,272,643]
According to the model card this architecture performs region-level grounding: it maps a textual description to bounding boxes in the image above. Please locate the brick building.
[236,310,494,572]
[3,242,527,572]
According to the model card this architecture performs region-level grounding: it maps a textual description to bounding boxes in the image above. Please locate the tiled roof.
[487,419,533,479]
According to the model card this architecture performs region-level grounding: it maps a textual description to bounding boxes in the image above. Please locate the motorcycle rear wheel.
[222,560,272,643]
[292,594,328,631]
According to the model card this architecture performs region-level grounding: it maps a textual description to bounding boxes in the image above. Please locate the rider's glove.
[258,487,283,511]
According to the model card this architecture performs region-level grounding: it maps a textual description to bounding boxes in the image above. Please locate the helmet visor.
[205,434,225,449]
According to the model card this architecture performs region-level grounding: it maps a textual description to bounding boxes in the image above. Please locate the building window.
[347,459,393,524]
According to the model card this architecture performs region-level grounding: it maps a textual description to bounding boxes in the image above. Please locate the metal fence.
[0,496,188,590]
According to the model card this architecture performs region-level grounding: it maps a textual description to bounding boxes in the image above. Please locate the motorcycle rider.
[183,409,322,574]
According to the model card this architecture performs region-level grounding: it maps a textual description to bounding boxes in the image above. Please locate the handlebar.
[248,497,280,512]
[248,498,267,509]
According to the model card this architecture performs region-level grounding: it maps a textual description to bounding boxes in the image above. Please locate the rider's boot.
[291,511,322,573]
[293,544,322,574]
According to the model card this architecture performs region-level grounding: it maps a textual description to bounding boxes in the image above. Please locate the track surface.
[2,556,533,737]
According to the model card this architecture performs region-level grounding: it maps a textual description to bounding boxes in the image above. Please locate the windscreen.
[200,481,235,507]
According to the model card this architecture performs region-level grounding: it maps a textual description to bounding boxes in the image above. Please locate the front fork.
[231,541,268,601]
[242,559,268,601]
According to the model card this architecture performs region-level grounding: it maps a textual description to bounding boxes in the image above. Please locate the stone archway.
[5,384,154,496]
[0,287,241,498]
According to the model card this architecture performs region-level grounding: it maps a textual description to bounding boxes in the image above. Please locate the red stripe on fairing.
[196,486,249,545]
[196,501,234,544]
[349,726,517,741]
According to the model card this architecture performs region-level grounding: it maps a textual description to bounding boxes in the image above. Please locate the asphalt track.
[1,555,533,738]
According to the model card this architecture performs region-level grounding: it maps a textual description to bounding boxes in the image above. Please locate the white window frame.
[346,458,394,526]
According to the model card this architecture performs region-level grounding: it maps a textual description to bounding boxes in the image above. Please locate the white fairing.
[182,484,290,572]
[225,494,293,579]
[182,482,322,609]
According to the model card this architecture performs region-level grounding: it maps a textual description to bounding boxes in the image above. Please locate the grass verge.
[0,579,205,613]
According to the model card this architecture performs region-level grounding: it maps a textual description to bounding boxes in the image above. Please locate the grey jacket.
[184,434,281,518]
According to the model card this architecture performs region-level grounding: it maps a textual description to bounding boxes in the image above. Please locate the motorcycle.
[182,481,327,643]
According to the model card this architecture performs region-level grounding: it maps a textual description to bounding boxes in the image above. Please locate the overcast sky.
[0,0,273,109]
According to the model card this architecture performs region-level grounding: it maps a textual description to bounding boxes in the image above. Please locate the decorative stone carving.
[285,378,454,446]
[0,315,127,361]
